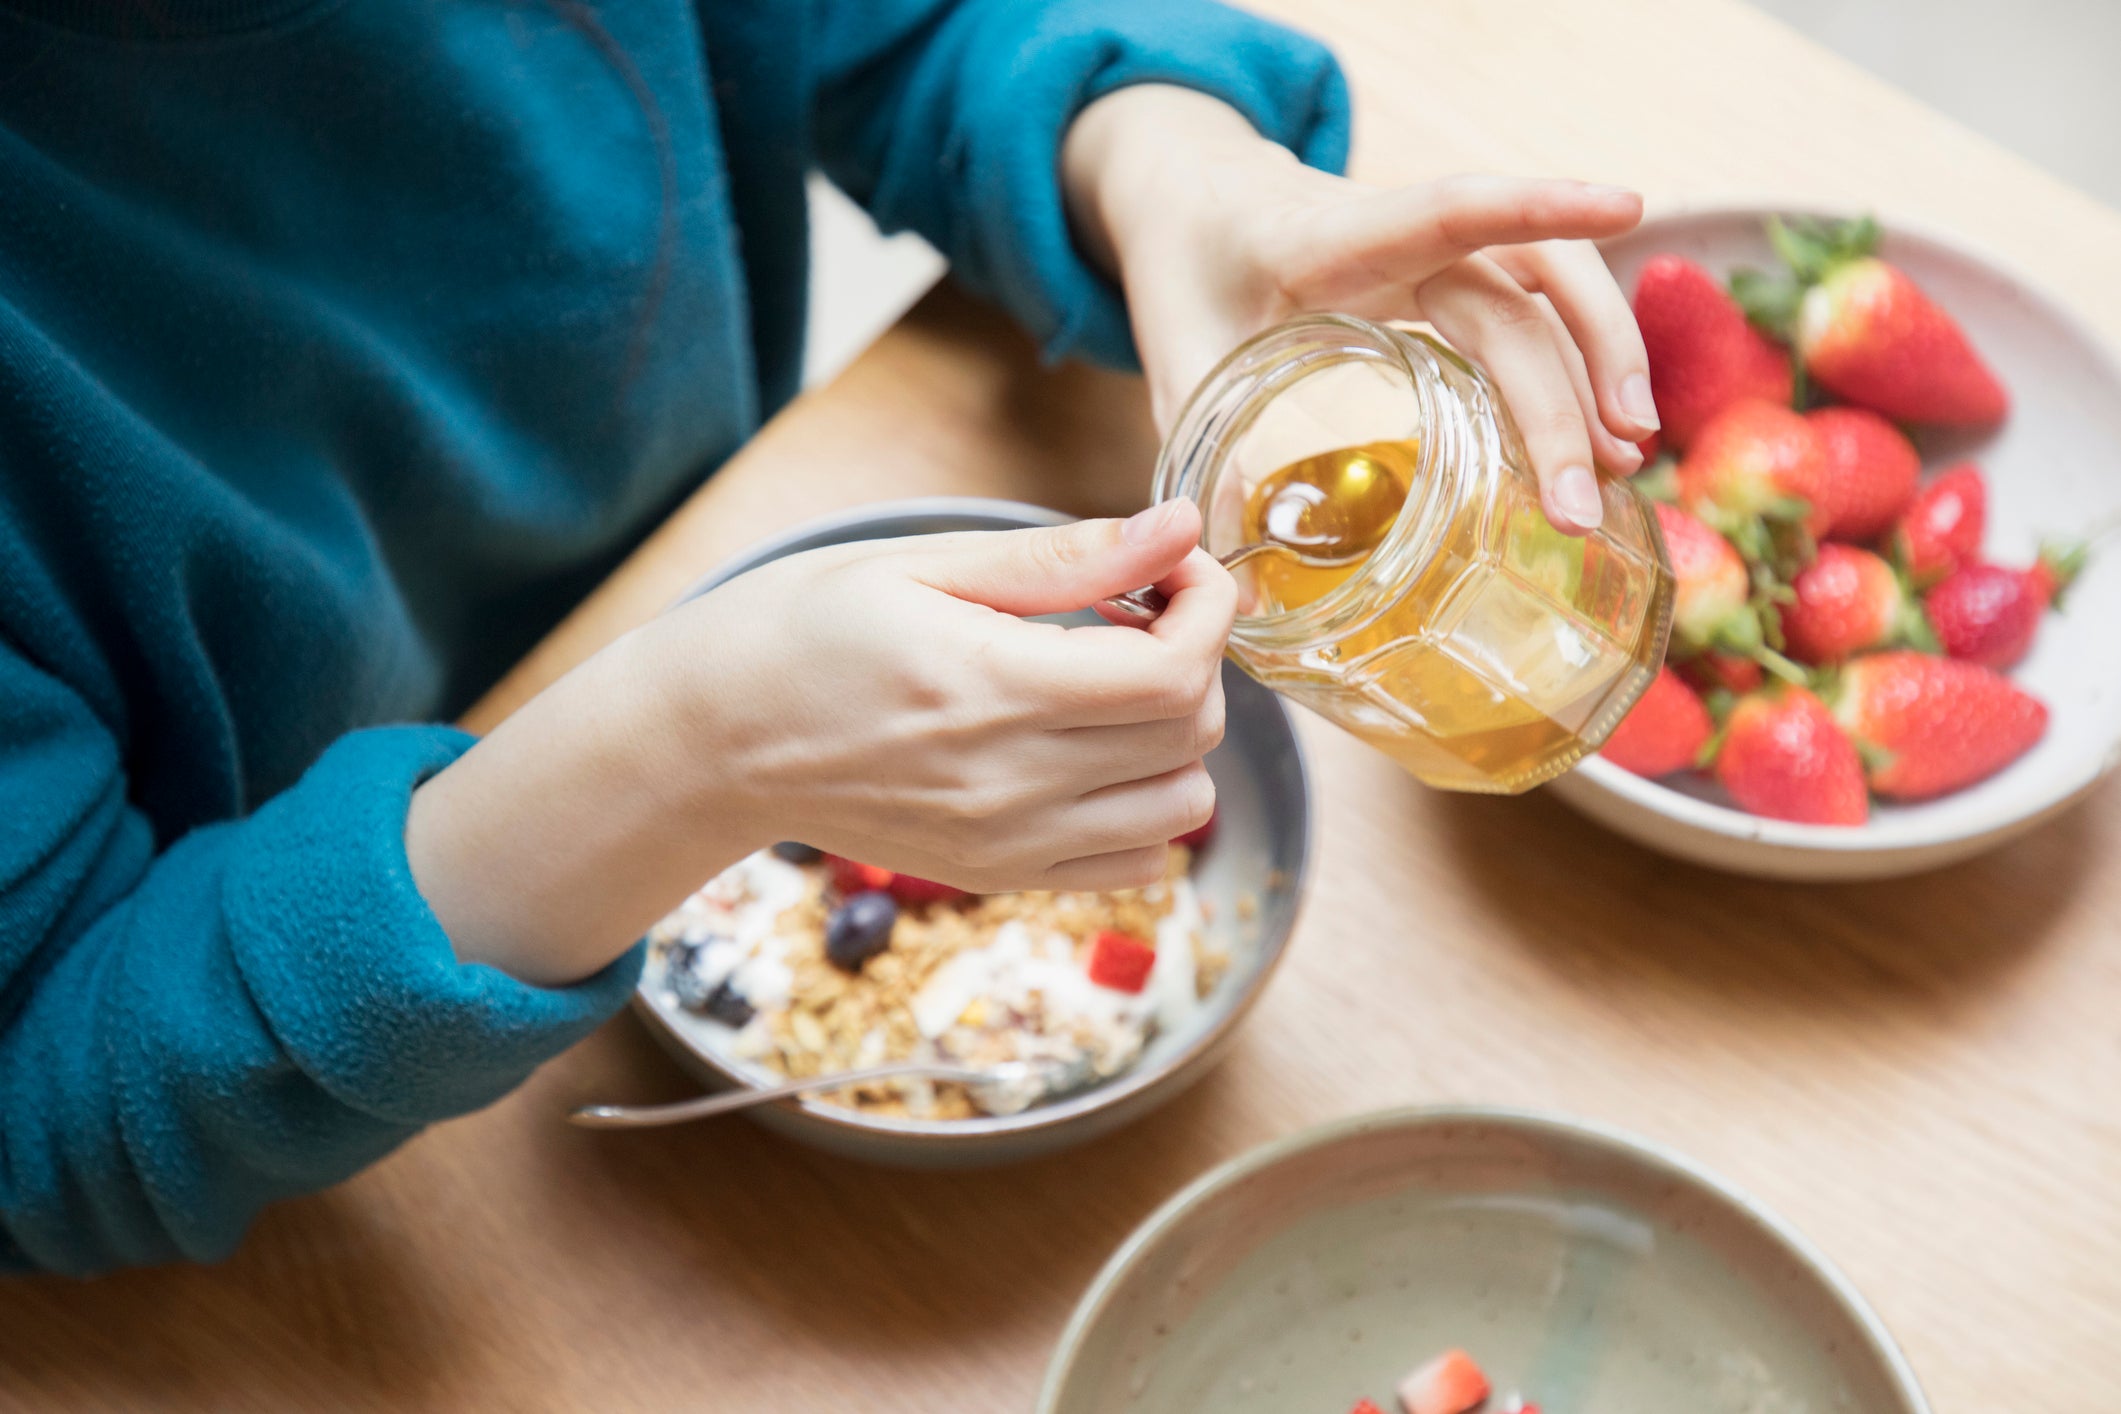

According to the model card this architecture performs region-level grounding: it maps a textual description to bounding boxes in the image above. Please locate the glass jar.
[1154,314,1674,793]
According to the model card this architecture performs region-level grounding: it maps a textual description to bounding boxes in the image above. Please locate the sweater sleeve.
[0,642,639,1275]
[809,0,1351,369]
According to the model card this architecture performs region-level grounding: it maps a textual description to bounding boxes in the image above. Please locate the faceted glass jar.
[1154,315,1674,793]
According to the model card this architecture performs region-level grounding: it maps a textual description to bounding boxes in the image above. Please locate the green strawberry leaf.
[1729,266,1802,342]
[2039,537,2092,609]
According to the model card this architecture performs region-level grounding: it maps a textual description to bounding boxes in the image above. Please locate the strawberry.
[826,856,969,907]
[826,856,893,897]
[1889,463,1987,587]
[1924,545,2086,669]
[1780,544,1933,664]
[1833,652,2047,799]
[1601,667,1713,778]
[1085,931,1156,993]
[1806,406,1919,541]
[1655,503,1770,656]
[1173,806,1217,852]
[1397,1349,1491,1414]
[884,873,972,907]
[1350,1403,1389,1414]
[1678,650,1764,696]
[1632,255,1794,450]
[1709,687,1869,825]
[1678,398,1834,554]
[1735,216,2008,426]
[1638,430,1663,464]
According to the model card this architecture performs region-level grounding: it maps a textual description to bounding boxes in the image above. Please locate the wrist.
[407,621,768,987]
[1063,84,1289,283]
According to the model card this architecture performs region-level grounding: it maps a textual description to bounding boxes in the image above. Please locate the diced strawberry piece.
[1600,666,1713,778]
[825,856,894,897]
[1172,805,1218,852]
[884,873,971,907]
[1085,931,1156,993]
[1397,1349,1491,1414]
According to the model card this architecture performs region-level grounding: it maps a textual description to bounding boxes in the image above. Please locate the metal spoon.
[1099,541,1364,626]
[567,1058,1072,1129]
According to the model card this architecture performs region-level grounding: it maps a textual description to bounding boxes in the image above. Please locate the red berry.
[1600,667,1713,778]
[885,873,971,907]
[1172,806,1217,852]
[1677,650,1764,696]
[1349,1402,1389,1414]
[1679,398,1835,541]
[1924,562,2050,669]
[1889,463,1987,587]
[1833,651,2048,800]
[1807,406,1919,542]
[1712,687,1869,825]
[1084,931,1156,993]
[1800,256,2008,426]
[826,856,894,897]
[1655,503,1764,655]
[1780,544,1926,664]
[1398,1350,1492,1414]
[1638,430,1663,463]
[1633,255,1794,450]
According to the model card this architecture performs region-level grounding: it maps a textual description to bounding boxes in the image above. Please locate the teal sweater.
[0,0,1346,1273]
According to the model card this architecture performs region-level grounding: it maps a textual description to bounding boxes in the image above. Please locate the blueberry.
[665,940,718,1011]
[825,890,897,972]
[770,841,823,864]
[701,979,756,1028]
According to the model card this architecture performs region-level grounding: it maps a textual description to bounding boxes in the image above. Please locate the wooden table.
[8,1,2119,1408]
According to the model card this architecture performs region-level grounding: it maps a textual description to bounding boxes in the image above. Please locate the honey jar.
[1154,315,1674,793]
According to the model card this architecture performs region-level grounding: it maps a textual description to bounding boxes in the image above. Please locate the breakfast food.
[1606,216,2078,824]
[644,833,1227,1120]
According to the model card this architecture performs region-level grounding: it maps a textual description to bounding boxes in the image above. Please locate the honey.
[1160,317,1673,794]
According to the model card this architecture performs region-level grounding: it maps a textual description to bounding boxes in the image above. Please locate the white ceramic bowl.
[1549,205,2121,880]
[1039,1107,1929,1414]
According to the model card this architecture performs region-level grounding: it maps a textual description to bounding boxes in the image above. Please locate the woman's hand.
[406,503,1231,985]
[1063,85,1659,535]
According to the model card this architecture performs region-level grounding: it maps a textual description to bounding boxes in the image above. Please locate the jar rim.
[1150,315,1470,652]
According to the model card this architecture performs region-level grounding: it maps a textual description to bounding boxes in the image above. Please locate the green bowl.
[1039,1107,1928,1413]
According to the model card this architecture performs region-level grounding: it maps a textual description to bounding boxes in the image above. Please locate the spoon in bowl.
[566,1056,1089,1129]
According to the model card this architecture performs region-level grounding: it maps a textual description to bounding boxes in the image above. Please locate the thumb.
[921,500,1202,617]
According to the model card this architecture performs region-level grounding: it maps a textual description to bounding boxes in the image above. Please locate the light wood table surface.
[8,1,2119,1409]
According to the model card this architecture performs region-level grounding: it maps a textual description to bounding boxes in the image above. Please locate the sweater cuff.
[973,4,1352,369]
[224,726,642,1127]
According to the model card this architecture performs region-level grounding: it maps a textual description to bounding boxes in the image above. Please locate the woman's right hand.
[406,501,1232,986]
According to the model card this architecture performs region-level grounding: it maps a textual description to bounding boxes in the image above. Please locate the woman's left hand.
[1063,85,1660,535]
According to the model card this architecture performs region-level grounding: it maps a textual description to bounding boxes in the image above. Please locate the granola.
[644,846,1225,1119]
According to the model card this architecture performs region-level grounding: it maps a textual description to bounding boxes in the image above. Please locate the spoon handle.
[568,1061,996,1130]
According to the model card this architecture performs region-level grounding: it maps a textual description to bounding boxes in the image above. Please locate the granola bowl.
[630,499,1313,1168]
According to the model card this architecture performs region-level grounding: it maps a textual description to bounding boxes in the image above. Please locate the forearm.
[407,617,765,988]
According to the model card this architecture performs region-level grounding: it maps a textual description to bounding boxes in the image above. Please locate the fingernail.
[1122,500,1182,546]
[1553,465,1604,531]
[1619,373,1660,431]
[1583,183,1636,200]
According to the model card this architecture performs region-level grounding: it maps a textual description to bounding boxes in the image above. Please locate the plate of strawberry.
[1550,207,2121,879]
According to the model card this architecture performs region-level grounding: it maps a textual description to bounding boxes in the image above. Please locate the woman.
[0,0,1655,1273]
